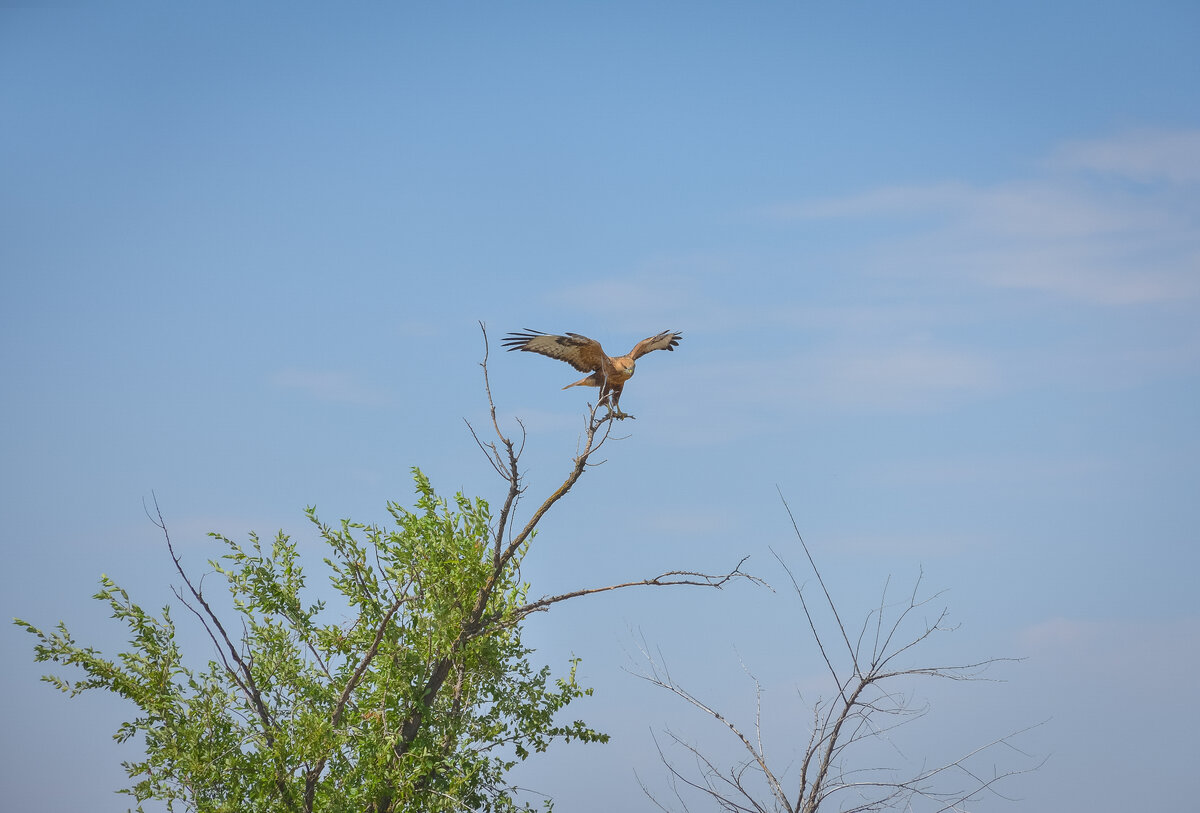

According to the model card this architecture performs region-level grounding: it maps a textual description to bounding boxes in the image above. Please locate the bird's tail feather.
[563,374,599,390]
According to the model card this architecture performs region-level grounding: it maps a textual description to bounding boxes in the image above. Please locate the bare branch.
[472,558,764,635]
[640,496,1041,813]
[777,491,856,668]
[634,637,793,813]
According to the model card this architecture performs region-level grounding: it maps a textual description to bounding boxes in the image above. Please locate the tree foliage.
[17,471,604,813]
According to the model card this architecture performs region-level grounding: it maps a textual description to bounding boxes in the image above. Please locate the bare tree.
[634,499,1041,813]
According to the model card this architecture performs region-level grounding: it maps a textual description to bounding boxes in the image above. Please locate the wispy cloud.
[1019,616,1200,673]
[813,529,989,557]
[543,256,747,334]
[1050,128,1200,185]
[538,130,1200,431]
[768,182,973,220]
[269,368,389,406]
[809,342,999,410]
[770,129,1200,305]
[673,341,998,417]
[643,507,735,537]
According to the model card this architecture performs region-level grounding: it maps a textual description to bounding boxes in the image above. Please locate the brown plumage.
[502,329,682,419]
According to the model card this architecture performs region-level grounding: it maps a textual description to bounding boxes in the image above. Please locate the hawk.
[502,329,683,419]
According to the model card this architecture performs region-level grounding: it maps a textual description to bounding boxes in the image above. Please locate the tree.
[15,328,752,813]
[635,501,1041,813]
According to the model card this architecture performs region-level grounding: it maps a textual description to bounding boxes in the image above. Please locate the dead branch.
[635,494,1041,813]
[470,557,764,636]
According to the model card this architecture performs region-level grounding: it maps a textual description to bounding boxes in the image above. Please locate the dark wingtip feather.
[500,329,546,351]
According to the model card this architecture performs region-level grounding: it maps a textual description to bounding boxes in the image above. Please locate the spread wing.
[627,330,683,360]
[502,330,609,373]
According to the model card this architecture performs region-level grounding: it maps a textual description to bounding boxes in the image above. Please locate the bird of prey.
[502,329,682,419]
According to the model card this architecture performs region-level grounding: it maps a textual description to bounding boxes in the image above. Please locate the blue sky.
[3,3,1198,811]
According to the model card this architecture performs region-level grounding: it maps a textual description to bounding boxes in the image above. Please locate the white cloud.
[1050,128,1200,185]
[542,255,750,335]
[771,129,1200,305]
[678,342,998,416]
[536,130,1200,437]
[545,277,692,332]
[863,452,1110,490]
[810,343,999,409]
[644,507,735,537]
[269,368,388,406]
[1019,616,1200,673]
[766,182,972,220]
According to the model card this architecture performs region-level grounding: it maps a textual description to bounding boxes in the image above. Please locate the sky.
[2,2,1198,811]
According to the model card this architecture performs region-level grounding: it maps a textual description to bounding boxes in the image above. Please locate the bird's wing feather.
[627,330,683,360]
[502,330,608,373]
